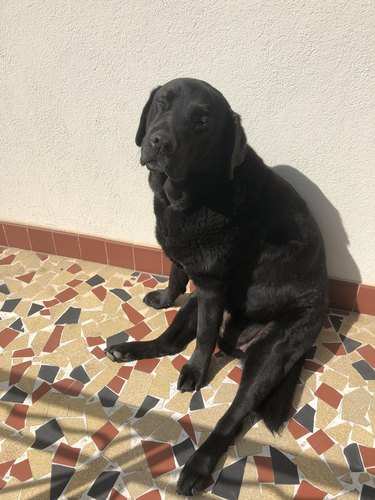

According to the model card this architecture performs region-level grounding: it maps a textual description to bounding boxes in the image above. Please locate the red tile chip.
[43,325,64,353]
[55,287,79,303]
[137,273,152,283]
[5,404,28,431]
[9,361,32,385]
[303,360,324,373]
[135,358,160,373]
[127,321,152,340]
[91,346,106,359]
[143,278,159,288]
[228,366,243,384]
[117,366,133,380]
[92,422,119,450]
[287,419,310,440]
[109,489,127,500]
[0,478,6,491]
[43,298,60,307]
[32,382,51,403]
[86,336,105,346]
[137,490,162,500]
[254,456,274,482]
[322,342,346,356]
[53,443,80,467]
[67,279,83,287]
[141,440,176,477]
[10,459,32,482]
[13,348,34,358]
[108,375,126,394]
[307,429,335,455]
[171,355,188,372]
[0,255,16,265]
[178,414,197,444]
[122,302,144,324]
[165,309,178,326]
[314,383,343,409]
[0,461,14,478]
[295,480,326,499]
[67,263,82,274]
[0,328,19,348]
[92,285,107,301]
[53,378,83,396]
[359,445,375,468]
[16,271,35,284]
[357,345,375,369]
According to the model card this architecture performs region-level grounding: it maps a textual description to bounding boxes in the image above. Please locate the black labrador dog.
[106,78,327,495]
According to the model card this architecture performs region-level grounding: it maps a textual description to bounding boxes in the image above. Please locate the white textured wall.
[1,1,374,283]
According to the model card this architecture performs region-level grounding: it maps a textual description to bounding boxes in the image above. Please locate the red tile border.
[79,235,108,265]
[354,284,375,316]
[0,224,8,246]
[106,241,134,269]
[141,440,176,477]
[3,223,31,250]
[0,220,374,315]
[28,227,56,254]
[53,231,81,259]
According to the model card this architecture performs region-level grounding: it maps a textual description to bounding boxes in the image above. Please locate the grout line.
[1,223,10,247]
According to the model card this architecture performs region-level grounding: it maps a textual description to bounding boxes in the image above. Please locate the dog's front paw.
[104,343,137,363]
[176,450,212,496]
[143,290,174,309]
[177,363,207,392]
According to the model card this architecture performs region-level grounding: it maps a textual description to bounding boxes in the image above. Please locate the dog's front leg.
[177,280,224,392]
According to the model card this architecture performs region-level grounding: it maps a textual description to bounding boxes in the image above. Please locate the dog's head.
[135,78,247,183]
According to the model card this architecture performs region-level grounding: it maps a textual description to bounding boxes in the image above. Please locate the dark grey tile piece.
[38,365,59,383]
[110,288,131,302]
[50,464,75,500]
[87,470,120,500]
[361,484,375,500]
[32,419,64,449]
[56,307,81,324]
[1,386,28,403]
[9,318,24,332]
[340,334,362,353]
[270,447,299,484]
[153,274,169,283]
[173,438,196,466]
[106,332,129,349]
[27,303,45,316]
[352,360,375,380]
[1,298,21,312]
[0,284,10,295]
[344,443,364,472]
[98,387,118,408]
[86,274,105,286]
[134,395,159,418]
[212,457,247,500]
[70,366,90,384]
[293,404,315,433]
[131,271,140,277]
[329,315,343,332]
[190,391,204,411]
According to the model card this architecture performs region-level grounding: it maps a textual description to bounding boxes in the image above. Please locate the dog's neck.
[148,172,191,211]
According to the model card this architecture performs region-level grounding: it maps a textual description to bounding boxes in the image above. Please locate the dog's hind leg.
[105,293,197,362]
[176,305,323,496]
[143,262,189,309]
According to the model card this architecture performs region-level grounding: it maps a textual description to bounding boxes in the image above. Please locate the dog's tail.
[256,357,304,433]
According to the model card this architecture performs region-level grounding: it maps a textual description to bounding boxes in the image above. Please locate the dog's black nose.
[150,134,175,154]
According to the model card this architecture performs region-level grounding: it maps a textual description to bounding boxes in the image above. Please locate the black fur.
[105,78,327,496]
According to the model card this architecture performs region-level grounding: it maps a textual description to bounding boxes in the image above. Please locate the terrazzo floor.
[0,246,374,500]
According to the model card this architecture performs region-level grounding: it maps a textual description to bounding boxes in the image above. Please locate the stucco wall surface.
[1,1,374,283]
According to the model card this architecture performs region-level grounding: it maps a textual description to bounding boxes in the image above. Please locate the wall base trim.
[0,221,373,315]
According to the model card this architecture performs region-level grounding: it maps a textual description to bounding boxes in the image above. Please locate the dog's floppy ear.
[135,86,161,147]
[228,112,248,179]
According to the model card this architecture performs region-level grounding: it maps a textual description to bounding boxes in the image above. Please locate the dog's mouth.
[145,161,165,173]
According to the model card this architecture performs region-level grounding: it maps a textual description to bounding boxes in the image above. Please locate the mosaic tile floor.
[0,246,374,500]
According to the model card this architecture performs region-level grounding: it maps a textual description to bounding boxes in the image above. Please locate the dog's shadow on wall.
[273,165,361,283]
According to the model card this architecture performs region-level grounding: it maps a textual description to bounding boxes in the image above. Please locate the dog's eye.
[195,119,208,130]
